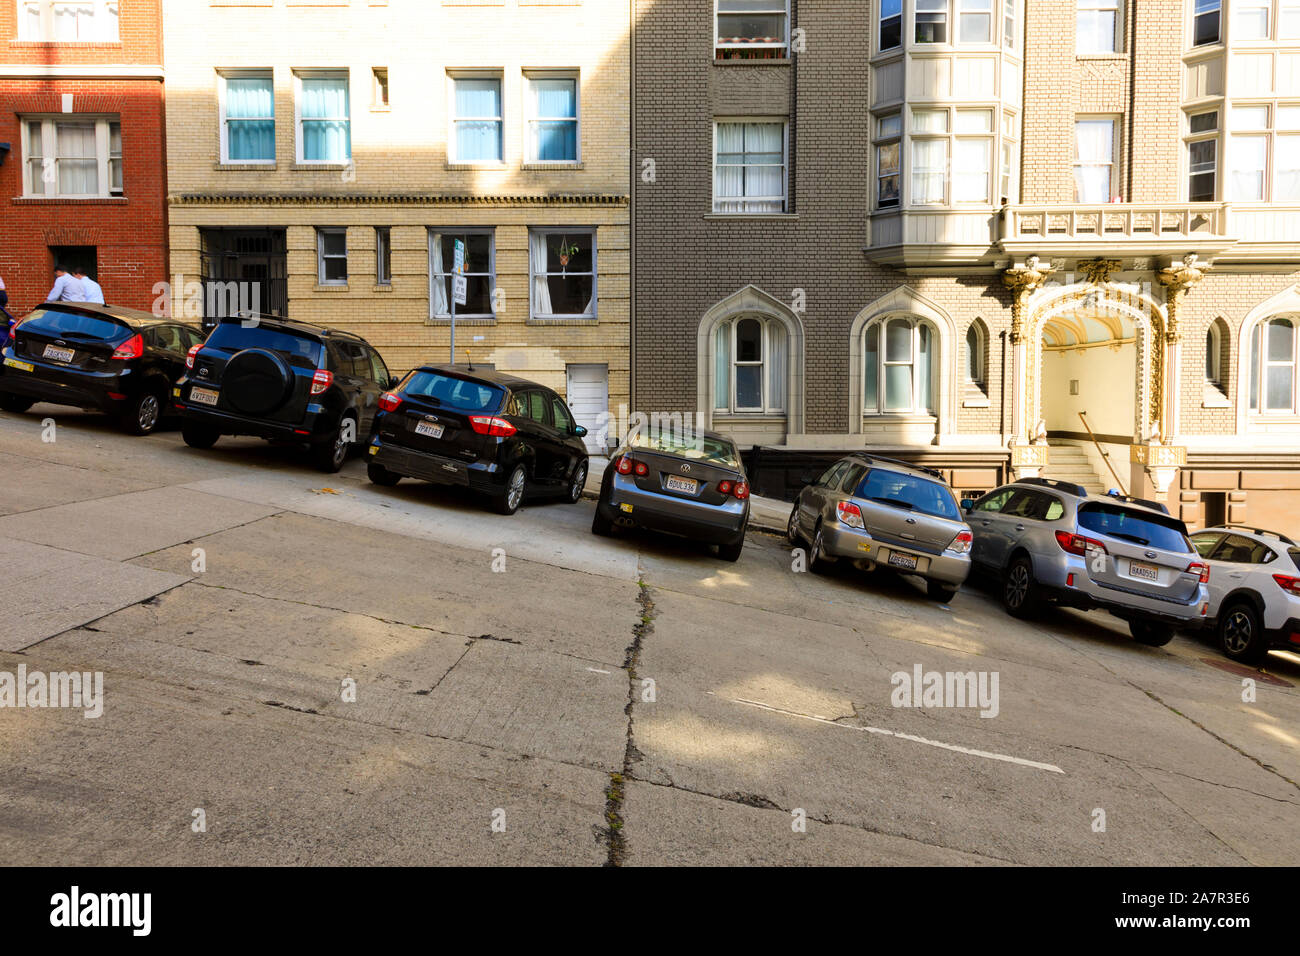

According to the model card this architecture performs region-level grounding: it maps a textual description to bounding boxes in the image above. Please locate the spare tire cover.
[223,348,294,416]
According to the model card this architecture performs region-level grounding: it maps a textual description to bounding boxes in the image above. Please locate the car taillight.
[732,480,749,500]
[7,317,27,342]
[836,500,865,529]
[634,460,649,476]
[947,529,974,554]
[615,455,633,475]
[1272,573,1300,596]
[1186,561,1210,584]
[185,343,202,369]
[469,415,517,437]
[1055,530,1107,556]
[378,391,402,412]
[718,480,733,495]
[111,334,143,360]
[310,369,333,395]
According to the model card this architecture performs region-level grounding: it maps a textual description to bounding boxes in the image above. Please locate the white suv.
[1190,525,1300,664]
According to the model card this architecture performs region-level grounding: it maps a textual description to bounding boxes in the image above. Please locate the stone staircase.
[1040,442,1110,495]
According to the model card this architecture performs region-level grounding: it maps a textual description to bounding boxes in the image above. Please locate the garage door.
[566,364,609,454]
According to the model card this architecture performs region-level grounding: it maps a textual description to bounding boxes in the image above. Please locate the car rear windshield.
[205,323,324,368]
[1287,547,1300,572]
[629,431,741,469]
[1077,503,1191,553]
[855,469,960,520]
[21,308,128,341]
[402,370,504,413]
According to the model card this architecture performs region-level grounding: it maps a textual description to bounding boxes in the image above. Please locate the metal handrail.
[1077,412,1127,496]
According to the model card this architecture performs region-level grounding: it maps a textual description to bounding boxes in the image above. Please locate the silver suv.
[1190,525,1300,664]
[787,455,973,602]
[965,478,1209,646]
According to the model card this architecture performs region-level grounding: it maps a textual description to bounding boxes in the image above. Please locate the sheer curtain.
[767,322,786,412]
[714,325,730,410]
[455,79,502,161]
[530,231,553,316]
[1073,120,1113,202]
[429,233,449,317]
[57,123,98,195]
[911,140,947,204]
[227,77,274,161]
[301,78,350,162]
[744,123,784,212]
[714,124,746,212]
[1230,135,1267,200]
[1274,135,1300,201]
[531,78,577,162]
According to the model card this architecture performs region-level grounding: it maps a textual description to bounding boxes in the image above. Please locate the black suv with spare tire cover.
[174,315,396,472]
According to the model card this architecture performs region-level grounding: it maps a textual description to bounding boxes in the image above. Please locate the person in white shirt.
[74,268,105,304]
[46,265,87,303]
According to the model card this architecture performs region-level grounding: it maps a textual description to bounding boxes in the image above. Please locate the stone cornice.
[168,192,629,207]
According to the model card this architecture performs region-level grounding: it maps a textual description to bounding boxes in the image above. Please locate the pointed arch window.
[714,316,787,414]
[864,317,938,414]
[1249,316,1298,414]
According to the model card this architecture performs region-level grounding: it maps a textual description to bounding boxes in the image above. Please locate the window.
[1073,117,1116,202]
[530,229,596,320]
[19,0,118,41]
[551,397,573,433]
[966,322,986,388]
[221,72,274,164]
[713,316,787,414]
[1249,317,1298,414]
[527,75,578,163]
[1077,0,1120,53]
[1004,0,1017,47]
[372,68,389,108]
[1235,0,1269,38]
[863,317,937,414]
[1205,323,1222,385]
[375,227,391,286]
[316,228,347,286]
[21,116,120,198]
[297,72,350,163]
[429,230,495,319]
[954,109,993,202]
[1187,110,1218,201]
[451,75,503,163]
[1193,0,1220,45]
[911,110,948,205]
[1001,111,1019,203]
[715,0,789,60]
[881,0,902,49]
[1284,0,1300,37]
[1226,105,1300,201]
[875,113,902,208]
[713,121,787,213]
[916,0,948,42]
[959,0,992,42]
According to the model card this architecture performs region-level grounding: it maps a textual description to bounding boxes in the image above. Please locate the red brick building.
[0,0,166,315]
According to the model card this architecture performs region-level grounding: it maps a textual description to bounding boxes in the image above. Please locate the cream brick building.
[163,0,629,450]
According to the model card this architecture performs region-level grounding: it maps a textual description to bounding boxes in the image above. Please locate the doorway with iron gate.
[199,228,287,329]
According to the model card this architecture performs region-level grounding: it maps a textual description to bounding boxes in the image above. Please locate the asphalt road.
[1,405,1297,865]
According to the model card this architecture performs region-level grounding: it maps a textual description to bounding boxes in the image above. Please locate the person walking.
[46,264,87,303]
[74,267,105,304]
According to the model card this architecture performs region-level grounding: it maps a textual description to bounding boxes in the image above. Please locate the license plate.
[190,386,220,406]
[1129,560,1159,581]
[415,420,444,439]
[664,475,698,494]
[3,357,33,372]
[887,551,919,570]
[43,344,74,363]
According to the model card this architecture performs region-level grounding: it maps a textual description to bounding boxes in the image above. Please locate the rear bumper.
[1035,552,1207,624]
[175,380,333,441]
[819,521,971,586]
[369,437,503,491]
[0,353,129,412]
[599,471,748,544]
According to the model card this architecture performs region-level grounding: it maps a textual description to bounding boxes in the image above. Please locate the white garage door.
[566,364,609,454]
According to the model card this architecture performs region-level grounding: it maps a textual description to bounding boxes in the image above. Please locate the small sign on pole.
[450,238,466,362]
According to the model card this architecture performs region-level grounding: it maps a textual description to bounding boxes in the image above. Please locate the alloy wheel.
[138,394,160,432]
[1005,565,1029,609]
[1222,609,1254,654]
[507,467,526,511]
[570,463,587,502]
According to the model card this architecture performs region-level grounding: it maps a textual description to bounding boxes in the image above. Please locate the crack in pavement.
[603,578,655,867]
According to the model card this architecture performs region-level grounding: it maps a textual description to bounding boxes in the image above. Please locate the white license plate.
[190,386,220,406]
[415,420,444,439]
[1129,560,1159,581]
[664,475,698,495]
[887,551,919,570]
[3,357,34,372]
[43,344,74,363]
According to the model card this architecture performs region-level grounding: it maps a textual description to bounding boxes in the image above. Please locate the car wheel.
[1217,602,1267,664]
[121,389,164,436]
[717,535,744,563]
[367,460,401,487]
[567,461,588,503]
[927,580,959,603]
[807,523,832,574]
[493,464,527,516]
[591,506,614,537]
[1130,620,1176,647]
[1002,557,1040,618]
[181,422,220,450]
[786,506,802,545]
[0,393,34,414]
[311,416,354,473]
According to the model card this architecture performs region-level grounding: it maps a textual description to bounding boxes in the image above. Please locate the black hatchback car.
[0,302,205,435]
[366,364,590,515]
[175,315,395,472]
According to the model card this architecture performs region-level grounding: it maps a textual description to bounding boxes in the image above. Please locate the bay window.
[713,121,788,213]
[530,229,596,320]
[916,0,948,42]
[22,116,121,198]
[875,112,902,208]
[1249,317,1298,414]
[959,0,992,41]
[713,316,787,414]
[881,0,903,49]
[1186,109,1218,201]
[1226,105,1300,201]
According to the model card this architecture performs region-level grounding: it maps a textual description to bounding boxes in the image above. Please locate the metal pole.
[450,286,456,365]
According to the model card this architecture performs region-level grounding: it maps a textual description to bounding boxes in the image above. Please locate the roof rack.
[1218,524,1298,546]
[1016,476,1088,498]
[1102,489,1170,515]
[862,454,945,481]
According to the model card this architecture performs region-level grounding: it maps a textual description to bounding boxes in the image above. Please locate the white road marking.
[717,694,1065,775]
[586,667,612,674]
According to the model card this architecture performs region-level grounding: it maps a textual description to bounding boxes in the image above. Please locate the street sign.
[452,274,467,306]
[453,239,465,274]
[452,238,467,305]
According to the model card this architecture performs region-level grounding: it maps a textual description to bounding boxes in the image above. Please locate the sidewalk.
[583,456,789,534]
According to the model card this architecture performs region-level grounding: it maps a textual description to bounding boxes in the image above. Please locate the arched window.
[863,316,937,414]
[1205,324,1220,384]
[965,320,987,390]
[713,316,787,414]
[1249,316,1298,414]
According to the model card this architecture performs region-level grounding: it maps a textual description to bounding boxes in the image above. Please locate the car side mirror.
[573,424,588,438]
[961,498,974,513]
[387,376,398,389]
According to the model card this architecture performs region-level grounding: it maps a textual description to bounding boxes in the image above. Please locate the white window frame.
[1073,115,1118,203]
[219,69,275,166]
[966,321,987,389]
[874,112,902,209]
[1249,316,1299,415]
[1076,0,1121,54]
[1224,103,1300,202]
[1003,0,1018,47]
[18,0,119,42]
[712,119,789,214]
[958,0,993,43]
[1233,0,1271,39]
[429,228,497,320]
[316,227,348,287]
[294,69,351,165]
[524,70,580,165]
[713,315,788,416]
[448,71,505,165]
[20,115,120,198]
[862,316,939,415]
[916,0,950,43]
[714,0,790,59]
[905,106,1001,206]
[529,227,597,321]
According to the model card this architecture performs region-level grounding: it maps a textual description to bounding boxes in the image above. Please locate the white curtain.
[912,139,947,204]
[1073,120,1113,202]
[714,324,730,410]
[430,233,448,317]
[1230,135,1266,200]
[530,231,553,316]
[745,123,784,212]
[767,321,786,412]
[953,139,989,202]
[714,124,746,212]
[57,123,97,195]
[1275,135,1300,201]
